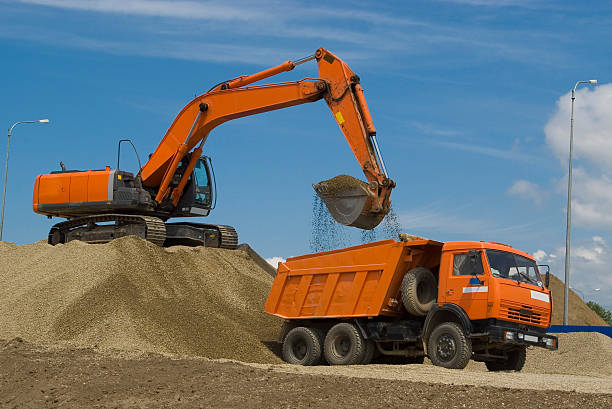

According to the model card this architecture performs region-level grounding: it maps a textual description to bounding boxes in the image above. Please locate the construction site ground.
[1,237,611,408]
[2,337,611,409]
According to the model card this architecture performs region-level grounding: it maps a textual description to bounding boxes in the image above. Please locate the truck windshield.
[485,249,542,286]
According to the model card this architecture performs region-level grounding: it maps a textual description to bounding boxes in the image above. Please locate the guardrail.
[548,325,612,338]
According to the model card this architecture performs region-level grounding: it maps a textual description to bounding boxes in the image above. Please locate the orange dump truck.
[265,236,558,370]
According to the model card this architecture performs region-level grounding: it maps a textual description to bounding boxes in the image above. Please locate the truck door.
[442,250,488,320]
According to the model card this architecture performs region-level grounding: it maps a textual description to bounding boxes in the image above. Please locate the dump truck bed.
[265,238,443,319]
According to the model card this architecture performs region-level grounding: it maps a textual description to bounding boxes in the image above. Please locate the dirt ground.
[1,238,610,408]
[1,338,610,409]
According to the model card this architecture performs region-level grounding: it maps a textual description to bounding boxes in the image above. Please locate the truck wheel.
[485,346,526,372]
[360,340,375,365]
[282,327,323,366]
[324,322,365,365]
[427,322,471,369]
[401,267,437,316]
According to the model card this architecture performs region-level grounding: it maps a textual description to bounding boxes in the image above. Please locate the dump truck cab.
[423,241,557,369]
[265,237,557,370]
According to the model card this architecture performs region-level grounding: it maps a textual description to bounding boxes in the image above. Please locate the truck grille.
[500,300,548,326]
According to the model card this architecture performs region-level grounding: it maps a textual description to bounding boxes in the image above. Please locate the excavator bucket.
[313,175,388,230]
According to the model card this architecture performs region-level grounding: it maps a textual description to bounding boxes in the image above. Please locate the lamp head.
[38,119,50,123]
[589,80,597,85]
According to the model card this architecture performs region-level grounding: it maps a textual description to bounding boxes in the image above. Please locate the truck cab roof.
[442,241,534,261]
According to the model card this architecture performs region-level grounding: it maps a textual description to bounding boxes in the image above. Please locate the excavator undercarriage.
[48,214,238,249]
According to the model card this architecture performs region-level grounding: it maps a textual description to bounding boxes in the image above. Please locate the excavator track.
[48,214,238,249]
[48,214,167,246]
[214,224,238,249]
[164,222,238,249]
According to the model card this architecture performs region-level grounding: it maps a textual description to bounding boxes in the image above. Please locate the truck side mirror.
[538,264,550,288]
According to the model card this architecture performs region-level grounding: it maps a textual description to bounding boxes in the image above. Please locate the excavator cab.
[173,155,215,217]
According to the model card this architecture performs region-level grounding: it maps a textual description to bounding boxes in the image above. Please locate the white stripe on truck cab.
[462,286,488,293]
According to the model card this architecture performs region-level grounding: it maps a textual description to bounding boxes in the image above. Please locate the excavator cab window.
[192,157,213,207]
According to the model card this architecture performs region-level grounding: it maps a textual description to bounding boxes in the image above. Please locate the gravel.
[0,237,282,363]
[464,332,612,377]
[318,174,368,194]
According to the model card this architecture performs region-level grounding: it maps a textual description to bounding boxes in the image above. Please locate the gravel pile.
[465,332,612,376]
[525,332,612,376]
[0,237,282,363]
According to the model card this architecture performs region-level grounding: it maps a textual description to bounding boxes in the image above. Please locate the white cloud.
[18,0,267,21]
[533,249,547,262]
[539,83,612,230]
[545,83,612,172]
[265,256,285,269]
[507,179,544,204]
[559,167,612,229]
[440,0,551,7]
[431,140,537,162]
[408,121,462,137]
[535,237,612,308]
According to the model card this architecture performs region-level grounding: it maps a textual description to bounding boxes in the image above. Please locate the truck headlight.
[505,331,515,340]
[517,333,524,340]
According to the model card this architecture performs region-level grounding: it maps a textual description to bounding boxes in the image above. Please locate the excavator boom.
[140,48,394,229]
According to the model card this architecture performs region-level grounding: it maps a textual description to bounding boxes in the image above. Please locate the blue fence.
[548,325,612,338]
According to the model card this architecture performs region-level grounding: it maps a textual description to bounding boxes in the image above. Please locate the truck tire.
[324,322,366,365]
[401,267,437,316]
[427,322,471,369]
[485,346,527,372]
[282,327,323,366]
[360,340,376,365]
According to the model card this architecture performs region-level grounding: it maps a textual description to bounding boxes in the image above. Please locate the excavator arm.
[140,48,394,229]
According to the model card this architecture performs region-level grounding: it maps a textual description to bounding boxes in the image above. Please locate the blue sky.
[1,0,612,309]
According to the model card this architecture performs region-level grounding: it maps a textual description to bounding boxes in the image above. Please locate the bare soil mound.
[0,237,281,363]
[548,274,608,325]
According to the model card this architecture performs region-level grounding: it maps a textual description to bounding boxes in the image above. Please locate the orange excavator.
[32,48,395,248]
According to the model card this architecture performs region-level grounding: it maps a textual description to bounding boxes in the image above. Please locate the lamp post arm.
[1,119,50,241]
[8,120,39,137]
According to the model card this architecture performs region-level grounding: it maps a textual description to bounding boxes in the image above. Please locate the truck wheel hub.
[292,341,307,359]
[437,334,456,361]
[332,336,351,356]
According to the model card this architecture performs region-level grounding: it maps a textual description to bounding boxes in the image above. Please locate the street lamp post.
[563,80,597,325]
[0,119,50,241]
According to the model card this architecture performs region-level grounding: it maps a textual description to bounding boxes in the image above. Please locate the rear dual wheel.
[324,323,366,365]
[282,323,375,366]
[282,327,323,366]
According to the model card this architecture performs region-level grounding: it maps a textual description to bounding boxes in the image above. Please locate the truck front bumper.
[488,325,558,350]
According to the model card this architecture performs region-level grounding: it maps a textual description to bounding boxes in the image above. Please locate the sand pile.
[0,237,282,363]
[524,332,612,376]
[547,274,608,325]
